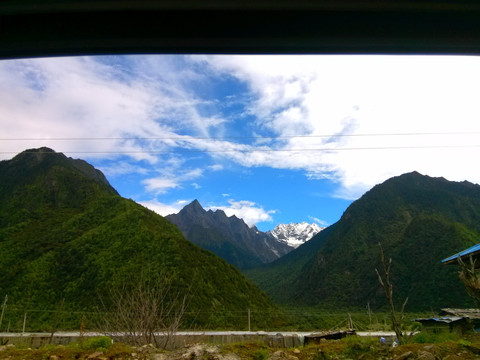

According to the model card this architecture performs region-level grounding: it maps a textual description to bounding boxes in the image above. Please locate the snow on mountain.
[268,222,325,248]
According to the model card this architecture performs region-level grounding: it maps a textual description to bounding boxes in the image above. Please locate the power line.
[1,131,480,142]
[1,144,480,155]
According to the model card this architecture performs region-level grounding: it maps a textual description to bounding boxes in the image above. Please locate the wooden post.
[367,302,372,327]
[22,313,27,335]
[223,307,228,328]
[0,295,7,329]
[248,308,251,332]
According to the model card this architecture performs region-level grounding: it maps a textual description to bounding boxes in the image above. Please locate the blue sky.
[1,55,480,231]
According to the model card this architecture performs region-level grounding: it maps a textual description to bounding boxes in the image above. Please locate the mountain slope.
[247,172,480,310]
[166,200,293,269]
[0,148,277,328]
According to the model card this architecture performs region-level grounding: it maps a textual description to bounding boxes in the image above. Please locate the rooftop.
[441,243,480,265]
[441,308,480,320]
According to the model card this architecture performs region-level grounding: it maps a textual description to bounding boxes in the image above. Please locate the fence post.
[248,309,251,332]
[0,295,7,329]
[22,312,27,335]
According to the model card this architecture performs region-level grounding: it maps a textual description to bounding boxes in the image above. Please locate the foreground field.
[2,334,480,360]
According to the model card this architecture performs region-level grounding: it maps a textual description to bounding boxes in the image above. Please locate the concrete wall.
[0,333,302,349]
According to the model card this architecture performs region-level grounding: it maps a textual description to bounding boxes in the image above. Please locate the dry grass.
[3,334,480,359]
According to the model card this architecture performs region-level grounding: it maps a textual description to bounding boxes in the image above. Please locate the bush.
[457,338,472,347]
[68,336,113,351]
[411,331,459,344]
[342,336,382,358]
[252,349,269,360]
[410,321,423,332]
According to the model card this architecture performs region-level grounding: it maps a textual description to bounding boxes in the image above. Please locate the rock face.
[268,222,324,248]
[166,200,293,269]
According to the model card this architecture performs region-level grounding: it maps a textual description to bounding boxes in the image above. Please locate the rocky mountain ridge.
[166,200,293,269]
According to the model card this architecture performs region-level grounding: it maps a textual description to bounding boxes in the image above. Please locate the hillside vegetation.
[0,148,278,329]
[247,172,480,310]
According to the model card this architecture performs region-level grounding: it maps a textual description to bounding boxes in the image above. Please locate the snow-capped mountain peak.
[268,222,325,248]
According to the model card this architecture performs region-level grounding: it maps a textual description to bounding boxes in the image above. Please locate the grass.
[3,333,480,359]
[411,330,461,344]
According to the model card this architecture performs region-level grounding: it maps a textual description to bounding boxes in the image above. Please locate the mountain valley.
[1,148,479,329]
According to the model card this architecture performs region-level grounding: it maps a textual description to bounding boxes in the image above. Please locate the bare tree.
[375,243,409,344]
[458,255,480,307]
[49,298,65,344]
[97,275,191,349]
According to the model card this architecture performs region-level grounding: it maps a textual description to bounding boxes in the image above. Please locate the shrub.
[410,321,423,332]
[252,349,269,360]
[342,336,382,358]
[82,336,113,350]
[411,331,459,344]
[68,336,113,351]
[457,338,472,347]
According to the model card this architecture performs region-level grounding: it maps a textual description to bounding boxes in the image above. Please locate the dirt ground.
[2,334,480,360]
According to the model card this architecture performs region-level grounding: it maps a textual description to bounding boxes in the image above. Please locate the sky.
[1,55,480,231]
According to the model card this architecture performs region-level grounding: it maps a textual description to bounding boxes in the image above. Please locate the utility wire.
[1,144,480,155]
[1,131,480,141]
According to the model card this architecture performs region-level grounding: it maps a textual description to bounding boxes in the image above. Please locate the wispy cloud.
[192,182,201,189]
[192,55,480,198]
[308,216,329,227]
[209,199,276,227]
[98,161,150,177]
[143,167,204,194]
[143,178,180,194]
[0,56,228,164]
[138,199,188,217]
[209,164,223,171]
[3,55,480,203]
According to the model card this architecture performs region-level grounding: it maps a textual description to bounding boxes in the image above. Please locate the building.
[413,316,472,335]
[442,243,480,267]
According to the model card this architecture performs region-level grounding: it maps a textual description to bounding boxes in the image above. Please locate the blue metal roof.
[413,316,464,323]
[442,243,480,264]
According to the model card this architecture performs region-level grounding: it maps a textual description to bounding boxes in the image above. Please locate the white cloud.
[4,55,480,202]
[209,164,224,171]
[142,178,179,193]
[193,55,480,198]
[209,199,276,227]
[138,199,187,216]
[98,162,150,177]
[0,56,228,164]
[308,216,330,227]
[192,182,201,189]
[142,167,204,195]
[0,57,163,163]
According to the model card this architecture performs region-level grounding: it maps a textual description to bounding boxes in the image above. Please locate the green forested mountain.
[247,172,480,311]
[0,148,276,328]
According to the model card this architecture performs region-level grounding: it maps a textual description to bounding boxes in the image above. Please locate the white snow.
[268,222,325,248]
